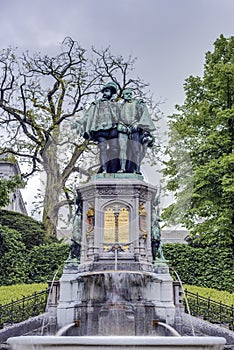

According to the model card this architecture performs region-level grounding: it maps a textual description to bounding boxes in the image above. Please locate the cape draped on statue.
[82,99,119,138]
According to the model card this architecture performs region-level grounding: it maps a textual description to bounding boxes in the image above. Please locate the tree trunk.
[42,129,61,236]
[42,168,60,236]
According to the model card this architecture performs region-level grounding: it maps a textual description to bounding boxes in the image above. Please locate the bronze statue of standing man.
[76,82,120,173]
[118,88,155,174]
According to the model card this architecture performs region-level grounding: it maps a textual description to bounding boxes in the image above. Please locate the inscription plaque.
[104,206,129,243]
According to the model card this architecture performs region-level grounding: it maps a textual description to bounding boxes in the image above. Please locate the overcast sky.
[1,0,233,116]
[1,0,233,215]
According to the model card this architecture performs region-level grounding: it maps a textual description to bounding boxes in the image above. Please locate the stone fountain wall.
[55,175,179,336]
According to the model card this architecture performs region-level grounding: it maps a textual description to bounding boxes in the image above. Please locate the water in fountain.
[41,265,63,335]
[171,267,196,336]
[70,270,160,336]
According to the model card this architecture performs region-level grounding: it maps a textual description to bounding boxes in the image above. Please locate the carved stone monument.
[56,174,176,336]
[55,82,176,336]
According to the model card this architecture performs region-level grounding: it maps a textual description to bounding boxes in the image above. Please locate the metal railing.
[0,289,49,328]
[1,286,233,331]
[184,289,234,331]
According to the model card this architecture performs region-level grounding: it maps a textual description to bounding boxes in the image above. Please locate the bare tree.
[0,37,160,235]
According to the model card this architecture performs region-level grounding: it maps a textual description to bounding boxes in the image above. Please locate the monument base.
[55,258,176,335]
[54,175,177,335]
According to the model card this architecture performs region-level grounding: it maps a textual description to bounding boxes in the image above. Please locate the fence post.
[231,305,234,331]
[207,297,210,320]
[196,292,199,316]
[219,301,222,325]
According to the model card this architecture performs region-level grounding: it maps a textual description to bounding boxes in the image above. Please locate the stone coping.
[7,335,226,346]
[93,173,144,180]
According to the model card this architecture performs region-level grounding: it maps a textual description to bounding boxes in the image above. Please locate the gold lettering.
[104,206,129,243]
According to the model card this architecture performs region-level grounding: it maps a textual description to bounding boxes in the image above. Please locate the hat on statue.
[101,81,118,94]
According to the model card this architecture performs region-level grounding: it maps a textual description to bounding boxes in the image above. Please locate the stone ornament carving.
[86,206,95,237]
[139,203,147,239]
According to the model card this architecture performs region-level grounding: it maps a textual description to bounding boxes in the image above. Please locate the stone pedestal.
[77,174,156,266]
[56,174,176,335]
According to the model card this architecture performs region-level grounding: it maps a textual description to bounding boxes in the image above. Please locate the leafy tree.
[163,35,234,248]
[0,175,24,208]
[0,38,159,235]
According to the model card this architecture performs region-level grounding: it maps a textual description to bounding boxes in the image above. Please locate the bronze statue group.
[76,82,155,175]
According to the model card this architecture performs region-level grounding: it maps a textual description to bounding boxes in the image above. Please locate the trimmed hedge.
[0,227,69,286]
[0,209,47,249]
[0,210,70,286]
[163,243,234,293]
[27,243,70,283]
[184,284,234,306]
[0,225,28,285]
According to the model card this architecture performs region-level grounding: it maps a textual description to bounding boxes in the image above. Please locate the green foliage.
[163,35,234,247]
[0,176,24,208]
[184,284,234,306]
[27,243,70,283]
[163,243,234,293]
[0,209,49,249]
[0,283,47,305]
[0,210,68,286]
[0,225,28,285]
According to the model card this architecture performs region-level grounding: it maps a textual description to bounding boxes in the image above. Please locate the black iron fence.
[1,287,233,331]
[184,289,234,331]
[0,289,49,329]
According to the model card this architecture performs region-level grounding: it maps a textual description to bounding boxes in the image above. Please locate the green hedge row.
[0,210,70,286]
[27,243,70,283]
[163,243,234,293]
[0,225,70,285]
[0,209,48,249]
[0,283,48,305]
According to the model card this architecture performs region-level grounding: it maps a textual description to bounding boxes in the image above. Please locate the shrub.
[0,209,48,249]
[184,284,234,306]
[27,242,70,283]
[0,212,69,285]
[0,225,28,285]
[163,243,234,293]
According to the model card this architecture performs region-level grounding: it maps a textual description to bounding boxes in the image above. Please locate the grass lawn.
[0,283,47,305]
[0,283,233,307]
[184,284,234,306]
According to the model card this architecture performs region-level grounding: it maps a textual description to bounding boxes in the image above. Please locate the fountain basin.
[7,335,226,350]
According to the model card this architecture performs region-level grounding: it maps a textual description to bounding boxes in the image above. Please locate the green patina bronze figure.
[75,83,155,174]
[76,82,120,173]
[151,191,165,261]
[70,191,82,260]
[118,88,155,174]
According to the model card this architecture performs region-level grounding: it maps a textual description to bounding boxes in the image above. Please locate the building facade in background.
[0,157,27,215]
